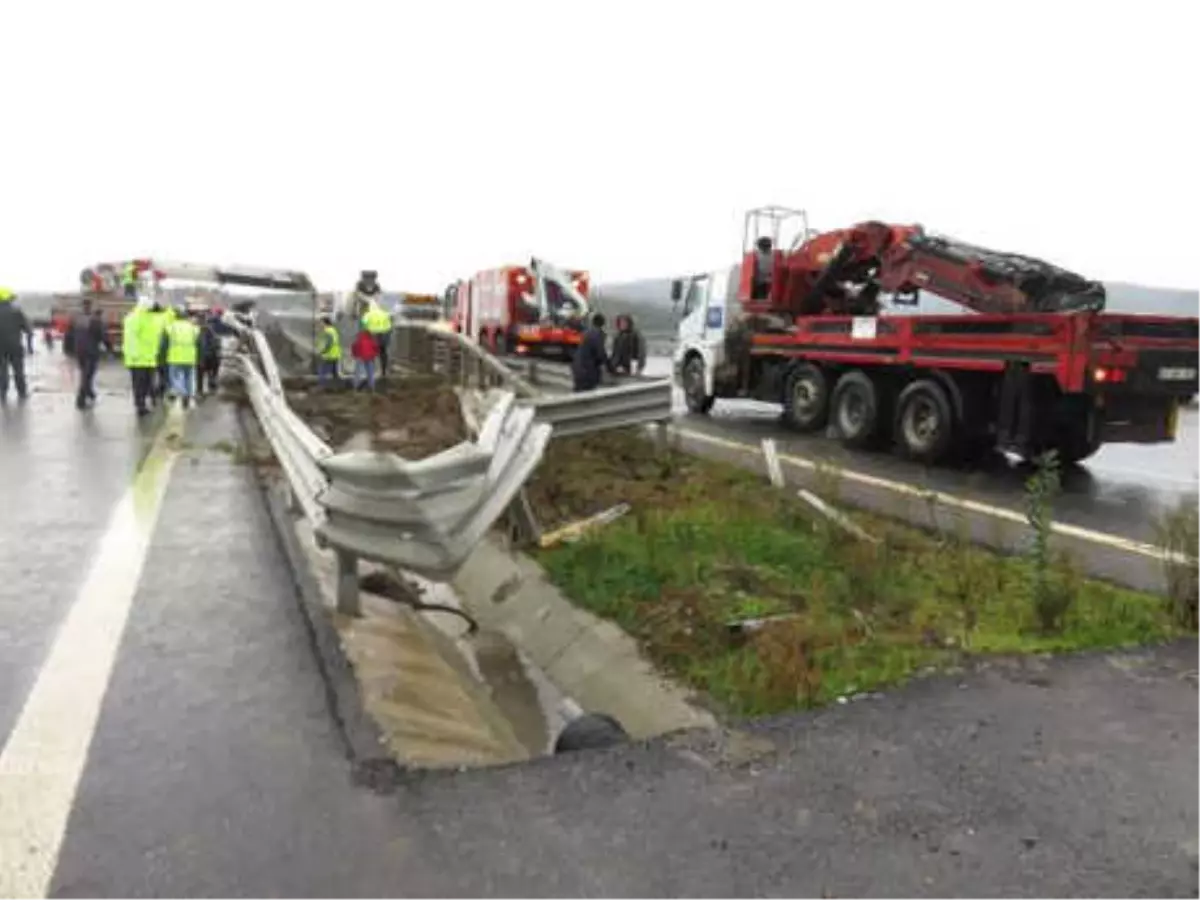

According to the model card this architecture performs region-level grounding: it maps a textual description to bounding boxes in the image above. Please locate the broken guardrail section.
[227,314,552,617]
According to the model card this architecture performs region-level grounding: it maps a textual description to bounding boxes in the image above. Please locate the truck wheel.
[1029,407,1102,466]
[682,356,715,415]
[831,370,882,449]
[782,363,829,433]
[896,379,955,463]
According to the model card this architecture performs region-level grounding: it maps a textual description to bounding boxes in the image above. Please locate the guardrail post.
[335,549,362,617]
[506,487,543,547]
[654,421,671,453]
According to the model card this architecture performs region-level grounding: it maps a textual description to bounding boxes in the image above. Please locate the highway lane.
[637,356,1198,547]
[0,355,155,748]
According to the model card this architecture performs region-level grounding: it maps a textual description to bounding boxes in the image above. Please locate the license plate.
[1158,367,1197,381]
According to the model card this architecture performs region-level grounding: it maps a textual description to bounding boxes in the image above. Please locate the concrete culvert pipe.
[553,712,630,754]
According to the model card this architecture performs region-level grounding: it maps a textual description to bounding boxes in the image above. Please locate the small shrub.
[1036,551,1080,634]
[1157,496,1199,629]
[1024,450,1071,632]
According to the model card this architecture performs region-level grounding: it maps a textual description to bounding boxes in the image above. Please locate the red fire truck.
[448,258,591,359]
[673,206,1199,465]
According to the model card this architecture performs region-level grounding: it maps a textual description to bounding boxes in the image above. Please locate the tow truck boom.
[757,221,1107,319]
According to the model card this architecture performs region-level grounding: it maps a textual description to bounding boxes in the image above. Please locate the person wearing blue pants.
[164,310,200,409]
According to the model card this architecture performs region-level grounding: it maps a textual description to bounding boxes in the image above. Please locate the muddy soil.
[284,375,468,458]
[523,428,772,531]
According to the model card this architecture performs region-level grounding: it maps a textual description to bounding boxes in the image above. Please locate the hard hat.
[0,287,14,303]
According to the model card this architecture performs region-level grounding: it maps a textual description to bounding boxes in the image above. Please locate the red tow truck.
[447,258,591,359]
[673,206,1199,465]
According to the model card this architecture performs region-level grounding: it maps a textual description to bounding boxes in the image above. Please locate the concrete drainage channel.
[236,398,716,788]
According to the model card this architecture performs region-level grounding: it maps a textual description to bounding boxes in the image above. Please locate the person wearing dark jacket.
[63,299,112,409]
[197,314,222,398]
[571,313,616,392]
[0,287,34,403]
[609,314,647,376]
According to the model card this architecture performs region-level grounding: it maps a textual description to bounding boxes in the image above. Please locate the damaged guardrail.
[227,314,552,617]
[393,323,675,439]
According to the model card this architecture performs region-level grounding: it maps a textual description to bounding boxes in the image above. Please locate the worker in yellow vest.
[361,300,393,377]
[145,300,172,404]
[121,261,139,300]
[317,315,341,387]
[164,308,200,409]
[122,300,159,417]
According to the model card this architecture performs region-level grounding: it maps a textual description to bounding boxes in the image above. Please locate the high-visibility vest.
[166,319,199,366]
[320,325,342,361]
[122,309,157,368]
[363,305,391,335]
[121,263,137,286]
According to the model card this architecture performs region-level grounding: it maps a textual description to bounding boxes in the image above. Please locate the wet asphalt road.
[632,357,1198,547]
[1,351,1197,897]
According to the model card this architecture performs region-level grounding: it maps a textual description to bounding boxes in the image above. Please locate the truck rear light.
[1093,366,1126,384]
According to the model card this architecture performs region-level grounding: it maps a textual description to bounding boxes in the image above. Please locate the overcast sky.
[2,1,1195,294]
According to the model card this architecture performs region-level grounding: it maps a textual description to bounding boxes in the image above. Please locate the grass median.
[530,430,1190,717]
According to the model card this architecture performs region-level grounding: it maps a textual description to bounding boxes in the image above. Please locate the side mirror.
[670,279,683,303]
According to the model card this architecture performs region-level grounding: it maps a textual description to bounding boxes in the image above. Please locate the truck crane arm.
[528,257,590,321]
[768,222,1106,317]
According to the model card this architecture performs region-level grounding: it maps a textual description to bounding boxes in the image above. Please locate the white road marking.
[0,410,182,898]
[674,426,1193,565]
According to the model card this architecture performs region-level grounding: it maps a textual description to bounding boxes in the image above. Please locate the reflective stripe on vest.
[166,320,198,366]
[321,325,341,360]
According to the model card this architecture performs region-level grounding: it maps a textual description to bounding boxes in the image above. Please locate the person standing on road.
[146,300,172,405]
[0,287,34,404]
[122,301,157,417]
[610,313,647,376]
[351,325,379,392]
[164,309,200,409]
[196,312,222,399]
[317,315,342,387]
[64,298,112,410]
[571,312,616,393]
[362,299,393,377]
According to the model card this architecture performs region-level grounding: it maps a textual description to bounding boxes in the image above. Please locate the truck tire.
[682,355,715,415]
[831,370,883,449]
[782,363,830,433]
[895,379,956,463]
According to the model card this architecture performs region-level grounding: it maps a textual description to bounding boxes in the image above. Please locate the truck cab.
[451,260,591,359]
[672,206,813,413]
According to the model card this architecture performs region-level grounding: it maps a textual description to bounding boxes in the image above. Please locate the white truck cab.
[670,265,739,413]
[671,205,813,414]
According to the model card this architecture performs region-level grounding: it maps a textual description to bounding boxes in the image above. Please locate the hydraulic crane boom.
[757,221,1107,318]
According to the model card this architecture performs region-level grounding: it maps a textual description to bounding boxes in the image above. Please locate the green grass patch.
[532,432,1189,718]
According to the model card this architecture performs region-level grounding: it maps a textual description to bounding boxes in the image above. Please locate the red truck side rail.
[749,311,1198,397]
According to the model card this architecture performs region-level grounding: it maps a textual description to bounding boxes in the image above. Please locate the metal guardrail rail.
[225,314,552,616]
[391,325,675,439]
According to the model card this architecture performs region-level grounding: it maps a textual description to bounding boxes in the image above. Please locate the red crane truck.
[672,206,1199,465]
[448,258,591,359]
